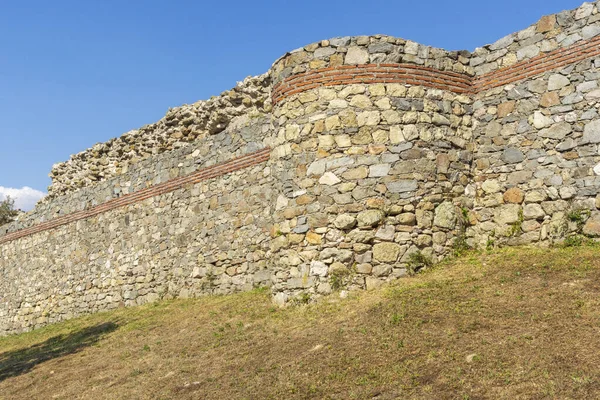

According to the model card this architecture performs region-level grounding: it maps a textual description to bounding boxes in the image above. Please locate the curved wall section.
[272,64,474,104]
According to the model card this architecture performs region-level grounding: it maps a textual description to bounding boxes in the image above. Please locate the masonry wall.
[46,74,272,199]
[266,36,475,303]
[468,2,600,248]
[0,114,281,335]
[1,1,600,335]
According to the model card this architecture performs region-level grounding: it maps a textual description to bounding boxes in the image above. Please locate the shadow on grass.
[0,322,117,382]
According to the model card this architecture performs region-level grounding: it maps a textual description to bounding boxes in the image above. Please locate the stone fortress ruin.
[1,2,600,335]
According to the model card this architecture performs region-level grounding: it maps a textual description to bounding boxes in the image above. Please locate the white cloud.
[0,186,46,211]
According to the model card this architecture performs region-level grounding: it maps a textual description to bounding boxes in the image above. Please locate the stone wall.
[2,1,600,335]
[266,43,475,303]
[46,74,272,199]
[468,2,600,248]
[0,114,282,335]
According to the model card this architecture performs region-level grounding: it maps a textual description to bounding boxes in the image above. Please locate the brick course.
[4,32,598,246]
[0,148,270,245]
[272,33,600,103]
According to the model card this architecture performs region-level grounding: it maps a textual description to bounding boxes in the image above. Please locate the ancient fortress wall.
[469,3,600,247]
[1,1,600,335]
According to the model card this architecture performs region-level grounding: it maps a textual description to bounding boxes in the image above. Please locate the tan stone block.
[492,137,506,146]
[325,115,341,130]
[271,235,289,252]
[342,166,369,180]
[316,148,330,158]
[296,194,315,205]
[476,158,490,170]
[389,126,404,144]
[346,146,366,155]
[537,14,556,33]
[375,97,391,110]
[319,88,337,101]
[366,198,386,209]
[375,184,388,194]
[318,135,335,148]
[304,43,319,52]
[283,208,299,219]
[339,109,357,127]
[350,95,373,108]
[309,59,327,69]
[370,83,386,96]
[306,231,322,245]
[563,151,579,160]
[372,130,389,143]
[339,84,366,99]
[382,110,401,124]
[497,101,516,118]
[408,86,424,97]
[270,224,281,238]
[312,120,325,134]
[298,92,318,103]
[328,99,348,109]
[436,154,450,174]
[583,214,600,237]
[540,92,560,107]
[402,111,418,124]
[386,83,407,97]
[334,135,352,148]
[285,124,300,140]
[482,179,501,194]
[330,53,344,67]
[352,129,373,145]
[373,242,403,263]
[368,144,386,154]
[501,53,518,67]
[338,182,357,193]
[356,264,373,274]
[345,46,369,64]
[288,233,305,244]
[503,187,525,204]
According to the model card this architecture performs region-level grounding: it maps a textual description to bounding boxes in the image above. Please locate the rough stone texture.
[46,75,272,199]
[3,1,600,335]
[357,210,385,228]
[433,202,458,229]
[373,243,403,263]
[583,213,600,237]
[471,1,600,76]
[503,188,525,204]
[469,1,600,247]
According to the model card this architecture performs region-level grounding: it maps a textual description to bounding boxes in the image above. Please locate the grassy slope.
[1,246,600,399]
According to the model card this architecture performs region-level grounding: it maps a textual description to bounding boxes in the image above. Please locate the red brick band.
[272,64,473,103]
[3,36,598,245]
[0,148,271,245]
[272,34,600,103]
[473,34,600,91]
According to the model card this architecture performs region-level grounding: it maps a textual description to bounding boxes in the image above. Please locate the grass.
[2,246,600,399]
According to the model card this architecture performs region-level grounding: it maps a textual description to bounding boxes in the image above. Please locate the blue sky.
[0,0,586,209]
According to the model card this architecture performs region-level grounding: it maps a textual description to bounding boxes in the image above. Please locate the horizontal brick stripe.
[272,34,600,103]
[272,64,474,103]
[0,147,271,245]
[473,34,600,91]
[3,35,598,245]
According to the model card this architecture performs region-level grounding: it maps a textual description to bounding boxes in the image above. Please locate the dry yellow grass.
[2,245,600,399]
